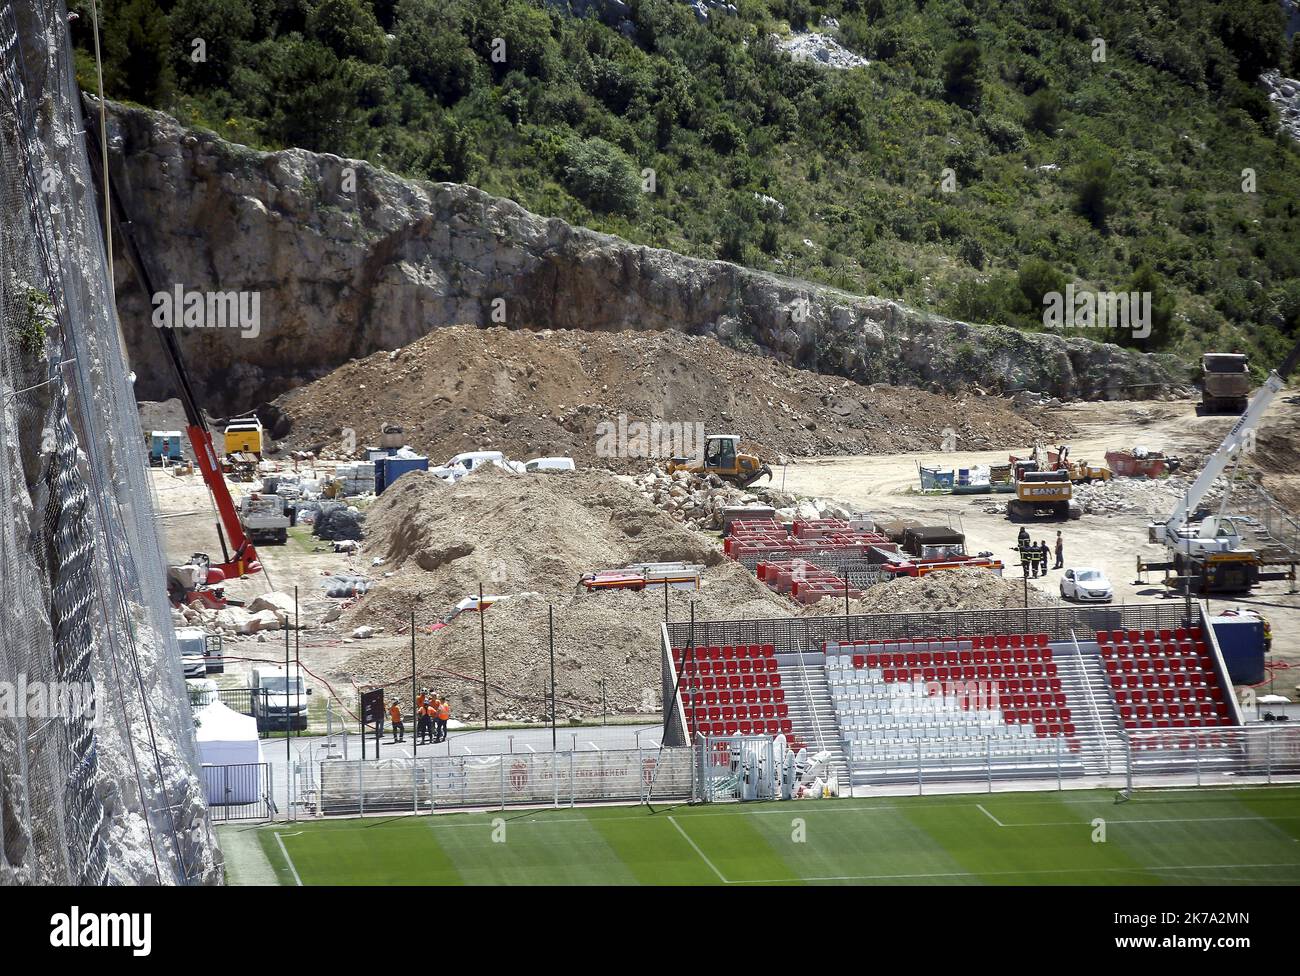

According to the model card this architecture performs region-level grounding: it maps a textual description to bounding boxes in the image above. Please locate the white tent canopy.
[195,702,264,805]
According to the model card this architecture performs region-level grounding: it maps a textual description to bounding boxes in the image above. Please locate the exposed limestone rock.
[99,100,1185,417]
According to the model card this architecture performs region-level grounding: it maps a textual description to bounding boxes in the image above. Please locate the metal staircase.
[775,652,849,785]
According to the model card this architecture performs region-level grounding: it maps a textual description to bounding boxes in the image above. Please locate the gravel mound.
[803,568,1062,615]
[265,325,1069,469]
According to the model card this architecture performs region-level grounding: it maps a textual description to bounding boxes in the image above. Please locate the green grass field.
[238,787,1300,886]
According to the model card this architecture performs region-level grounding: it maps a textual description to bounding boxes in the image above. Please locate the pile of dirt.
[1248,400,1300,516]
[802,568,1062,615]
[336,465,799,718]
[263,326,1071,469]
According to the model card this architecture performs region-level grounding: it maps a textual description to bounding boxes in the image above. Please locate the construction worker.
[1037,539,1049,576]
[389,700,405,743]
[1054,531,1064,570]
[1017,526,1030,549]
[428,695,442,742]
[416,700,433,744]
[436,696,451,743]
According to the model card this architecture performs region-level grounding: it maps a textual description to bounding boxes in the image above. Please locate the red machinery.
[88,122,262,609]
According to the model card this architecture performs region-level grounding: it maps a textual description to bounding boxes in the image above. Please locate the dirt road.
[778,398,1300,676]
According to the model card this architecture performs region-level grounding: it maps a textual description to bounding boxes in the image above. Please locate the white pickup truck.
[238,493,292,544]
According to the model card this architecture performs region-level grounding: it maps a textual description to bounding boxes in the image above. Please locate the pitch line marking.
[976,804,1005,826]
[732,862,1300,885]
[274,832,304,887]
[668,815,728,884]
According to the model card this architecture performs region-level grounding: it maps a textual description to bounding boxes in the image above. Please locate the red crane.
[85,115,261,607]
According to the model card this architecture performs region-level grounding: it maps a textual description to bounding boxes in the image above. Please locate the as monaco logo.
[510,761,528,790]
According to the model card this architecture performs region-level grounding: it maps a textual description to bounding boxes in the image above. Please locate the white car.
[1060,567,1113,603]
[430,450,510,482]
[524,456,576,473]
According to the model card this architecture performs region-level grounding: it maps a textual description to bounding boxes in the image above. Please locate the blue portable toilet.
[150,430,183,463]
[1210,615,1266,685]
[375,454,429,494]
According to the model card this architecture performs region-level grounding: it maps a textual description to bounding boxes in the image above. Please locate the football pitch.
[235,787,1300,886]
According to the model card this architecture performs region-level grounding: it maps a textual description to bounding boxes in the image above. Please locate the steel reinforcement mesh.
[0,1,215,885]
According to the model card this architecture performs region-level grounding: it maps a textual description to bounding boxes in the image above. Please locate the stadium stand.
[662,606,1244,789]
[825,635,1090,782]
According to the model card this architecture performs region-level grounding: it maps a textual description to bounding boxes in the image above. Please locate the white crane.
[1146,341,1300,590]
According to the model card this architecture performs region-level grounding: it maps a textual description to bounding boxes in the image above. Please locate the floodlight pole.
[549,604,557,753]
[411,608,417,757]
[480,583,488,731]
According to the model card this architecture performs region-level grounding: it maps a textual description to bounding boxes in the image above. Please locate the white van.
[524,456,576,473]
[249,664,310,731]
[430,450,511,482]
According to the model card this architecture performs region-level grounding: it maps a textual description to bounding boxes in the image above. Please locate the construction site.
[3,0,1300,896]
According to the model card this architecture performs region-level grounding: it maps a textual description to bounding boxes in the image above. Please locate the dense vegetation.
[75,0,1300,374]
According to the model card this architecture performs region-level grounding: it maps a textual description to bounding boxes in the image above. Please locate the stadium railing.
[308,747,693,817]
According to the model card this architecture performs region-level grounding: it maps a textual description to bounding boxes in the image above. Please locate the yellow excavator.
[668,434,772,488]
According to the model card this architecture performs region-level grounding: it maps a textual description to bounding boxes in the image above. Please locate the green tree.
[1075,156,1113,230]
[308,0,388,63]
[1217,0,1285,79]
[1125,264,1180,350]
[1017,258,1066,316]
[1025,88,1059,135]
[98,0,174,106]
[563,137,641,215]
[942,40,982,111]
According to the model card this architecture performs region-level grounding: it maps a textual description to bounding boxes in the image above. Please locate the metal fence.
[1129,725,1300,790]
[664,604,1194,656]
[684,725,1300,799]
[308,747,693,817]
[202,763,275,822]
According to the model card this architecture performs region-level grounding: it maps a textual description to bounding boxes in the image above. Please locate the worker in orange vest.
[435,697,451,743]
[388,700,405,743]
[415,701,432,744]
[427,696,442,743]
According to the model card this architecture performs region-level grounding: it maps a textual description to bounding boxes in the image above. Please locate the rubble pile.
[1070,475,1226,516]
[633,465,856,530]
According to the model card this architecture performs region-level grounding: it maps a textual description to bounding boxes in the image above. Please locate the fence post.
[414,757,419,815]
[917,740,923,796]
[428,757,435,813]
[986,735,992,793]
[357,760,364,817]
[499,756,506,810]
[1195,732,1201,788]
[1056,736,1062,791]
[1267,729,1273,785]
[845,738,854,797]
[570,750,576,808]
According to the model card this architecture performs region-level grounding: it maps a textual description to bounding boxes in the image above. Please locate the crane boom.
[1157,338,1300,546]
[84,108,261,583]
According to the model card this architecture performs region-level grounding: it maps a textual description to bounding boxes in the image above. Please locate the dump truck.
[1200,352,1250,414]
[667,434,772,488]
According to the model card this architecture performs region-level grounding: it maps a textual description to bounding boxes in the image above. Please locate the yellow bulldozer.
[667,434,772,488]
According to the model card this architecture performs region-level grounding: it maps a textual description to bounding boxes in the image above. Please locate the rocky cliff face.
[101,101,1186,418]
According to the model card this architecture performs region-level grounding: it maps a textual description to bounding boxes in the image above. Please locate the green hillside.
[77,0,1300,372]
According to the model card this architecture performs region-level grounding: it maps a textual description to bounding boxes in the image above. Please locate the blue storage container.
[375,454,429,494]
[1210,617,1266,685]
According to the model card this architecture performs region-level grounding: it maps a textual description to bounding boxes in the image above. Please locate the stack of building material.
[333,461,376,496]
